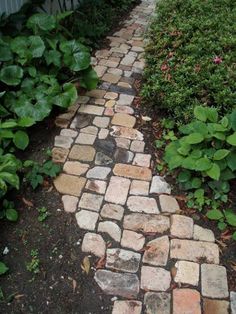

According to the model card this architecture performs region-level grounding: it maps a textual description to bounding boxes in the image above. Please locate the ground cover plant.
[142,0,236,123]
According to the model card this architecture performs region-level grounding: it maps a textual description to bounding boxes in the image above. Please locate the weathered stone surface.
[127,196,159,214]
[69,145,95,162]
[144,292,171,314]
[133,153,151,167]
[95,152,113,165]
[193,225,215,242]
[77,95,90,104]
[75,133,96,145]
[54,135,73,149]
[86,89,106,99]
[150,176,171,194]
[82,232,106,257]
[86,166,111,179]
[170,239,219,264]
[116,94,134,106]
[60,129,78,138]
[115,105,134,115]
[111,113,136,128]
[93,116,110,128]
[110,126,143,140]
[70,114,93,129]
[94,65,107,78]
[106,248,141,273]
[85,180,107,194]
[115,137,131,149]
[114,148,133,163]
[96,139,115,156]
[98,221,121,242]
[201,264,229,298]
[98,128,109,139]
[170,215,193,239]
[173,289,201,314]
[121,230,145,251]
[80,125,98,135]
[105,176,131,205]
[203,298,229,314]
[63,161,89,176]
[124,213,170,234]
[75,210,99,230]
[143,236,169,266]
[105,100,116,108]
[159,195,180,213]
[101,203,124,221]
[112,300,142,314]
[102,73,121,84]
[95,98,106,105]
[130,140,145,152]
[130,180,149,195]
[113,164,152,181]
[79,193,103,212]
[231,292,236,314]
[62,195,78,213]
[104,107,114,116]
[94,270,139,298]
[52,147,69,163]
[104,91,118,99]
[174,261,199,286]
[141,266,171,291]
[78,105,104,116]
[121,55,136,66]
[107,68,123,76]
[54,174,86,196]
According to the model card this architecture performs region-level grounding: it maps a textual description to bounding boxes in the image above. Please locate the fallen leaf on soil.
[96,256,106,269]
[81,256,90,274]
[22,197,34,207]
[47,186,53,192]
[72,279,77,293]
[141,115,152,122]
[14,294,25,300]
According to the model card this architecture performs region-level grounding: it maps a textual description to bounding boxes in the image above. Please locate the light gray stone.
[141,266,171,291]
[159,195,180,213]
[82,232,106,257]
[105,176,131,205]
[79,193,103,212]
[144,292,171,314]
[231,291,236,314]
[98,221,121,242]
[193,225,215,242]
[75,133,96,145]
[54,135,73,149]
[150,176,171,194]
[143,236,169,266]
[127,196,159,214]
[86,166,111,179]
[106,248,141,273]
[101,203,124,221]
[75,210,99,231]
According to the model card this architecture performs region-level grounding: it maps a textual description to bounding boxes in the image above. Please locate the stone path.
[52,0,234,313]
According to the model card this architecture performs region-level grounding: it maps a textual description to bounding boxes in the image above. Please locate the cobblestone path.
[52,0,234,313]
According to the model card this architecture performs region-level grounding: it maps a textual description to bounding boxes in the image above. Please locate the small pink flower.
[213,56,223,64]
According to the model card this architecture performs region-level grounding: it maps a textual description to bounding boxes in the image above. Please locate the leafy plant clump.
[164,105,236,236]
[142,0,236,123]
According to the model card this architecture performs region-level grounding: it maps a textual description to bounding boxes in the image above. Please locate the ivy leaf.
[0,65,23,86]
[6,208,18,222]
[213,149,230,161]
[0,262,8,275]
[13,131,29,150]
[206,209,224,220]
[206,163,220,180]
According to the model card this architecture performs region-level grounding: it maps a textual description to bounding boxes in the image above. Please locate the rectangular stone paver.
[173,289,201,314]
[141,266,171,292]
[174,261,199,286]
[105,176,131,205]
[203,298,229,314]
[110,126,143,140]
[144,292,171,314]
[112,300,142,314]
[121,230,145,251]
[85,180,107,194]
[54,174,86,197]
[130,180,149,195]
[106,248,141,273]
[143,236,169,266]
[78,105,104,116]
[101,203,124,221]
[79,193,103,212]
[75,210,99,231]
[170,215,193,239]
[69,145,95,162]
[113,164,152,181]
[170,239,219,264]
[127,196,159,214]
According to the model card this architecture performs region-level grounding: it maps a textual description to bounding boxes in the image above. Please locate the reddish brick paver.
[52,0,231,312]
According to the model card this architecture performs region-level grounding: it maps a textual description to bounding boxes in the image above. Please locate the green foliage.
[24,159,61,189]
[164,105,236,237]
[37,206,50,222]
[0,262,8,275]
[26,249,40,274]
[142,0,236,123]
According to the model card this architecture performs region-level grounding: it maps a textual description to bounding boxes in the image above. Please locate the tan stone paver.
[52,0,231,311]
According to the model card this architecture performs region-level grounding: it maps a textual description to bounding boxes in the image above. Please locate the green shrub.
[142,0,236,123]
[164,105,236,234]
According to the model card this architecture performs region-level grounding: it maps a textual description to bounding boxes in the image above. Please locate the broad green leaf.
[80,67,99,90]
[0,40,12,61]
[14,100,52,122]
[226,132,236,146]
[195,157,212,171]
[182,156,197,170]
[13,131,29,150]
[229,110,236,131]
[213,132,226,140]
[0,172,19,189]
[206,107,218,122]
[0,262,8,275]
[0,130,14,138]
[191,177,202,188]
[0,121,17,128]
[179,121,208,136]
[218,221,227,231]
[0,66,23,86]
[194,106,207,122]
[27,13,56,32]
[206,163,220,180]
[177,170,191,183]
[53,83,77,108]
[221,116,228,128]
[168,155,184,170]
[17,117,35,127]
[220,168,235,181]
[44,50,61,67]
[28,36,45,58]
[185,133,204,144]
[6,208,18,222]
[224,210,236,227]
[177,143,191,156]
[226,152,236,171]
[232,231,236,241]
[213,149,230,161]
[206,209,224,220]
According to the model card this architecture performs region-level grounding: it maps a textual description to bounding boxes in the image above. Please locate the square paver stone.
[75,210,99,231]
[69,145,96,161]
[54,174,86,196]
[79,193,103,212]
[105,176,131,205]
[112,300,142,314]
[75,133,96,145]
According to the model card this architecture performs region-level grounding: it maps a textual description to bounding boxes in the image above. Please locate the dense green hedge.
[142,0,236,123]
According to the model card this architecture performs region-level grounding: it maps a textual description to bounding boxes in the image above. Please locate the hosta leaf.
[0,66,23,86]
[185,133,204,144]
[206,209,224,220]
[194,106,207,122]
[0,262,8,275]
[27,13,56,32]
[206,163,220,180]
[213,149,230,161]
[13,131,29,150]
[227,132,236,146]
[6,208,18,222]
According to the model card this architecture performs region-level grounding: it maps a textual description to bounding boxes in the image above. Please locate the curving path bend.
[52,0,234,313]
